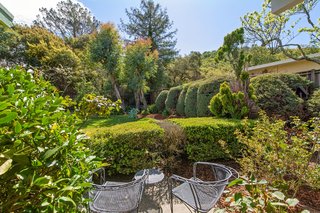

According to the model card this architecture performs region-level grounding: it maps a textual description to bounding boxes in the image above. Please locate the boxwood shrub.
[170,117,246,161]
[176,85,189,116]
[86,118,164,175]
[155,90,169,113]
[184,84,199,117]
[165,86,182,113]
[196,79,224,117]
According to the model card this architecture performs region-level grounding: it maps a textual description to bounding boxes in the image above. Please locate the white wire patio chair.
[169,162,238,213]
[87,168,148,213]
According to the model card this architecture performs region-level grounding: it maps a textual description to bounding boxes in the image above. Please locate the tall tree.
[215,28,250,80]
[120,0,178,98]
[90,23,124,108]
[242,0,320,64]
[123,39,158,110]
[34,0,100,39]
[120,0,177,62]
[166,51,202,86]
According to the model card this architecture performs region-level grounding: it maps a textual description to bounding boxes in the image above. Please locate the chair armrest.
[169,174,189,183]
[193,162,220,178]
[193,162,239,182]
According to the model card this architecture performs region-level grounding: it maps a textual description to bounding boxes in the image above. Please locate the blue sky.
[79,0,264,55]
[3,0,314,55]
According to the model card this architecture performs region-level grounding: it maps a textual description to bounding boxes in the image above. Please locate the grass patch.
[81,115,137,128]
[81,115,153,137]
[169,117,242,127]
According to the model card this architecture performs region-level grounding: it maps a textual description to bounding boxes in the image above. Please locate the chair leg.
[170,191,173,213]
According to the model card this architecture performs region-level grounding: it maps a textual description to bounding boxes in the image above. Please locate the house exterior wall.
[248,60,320,87]
[0,3,14,28]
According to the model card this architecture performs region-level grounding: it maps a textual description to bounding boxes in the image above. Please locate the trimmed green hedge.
[165,86,182,113]
[176,85,189,116]
[85,118,164,175]
[184,84,199,117]
[155,90,169,113]
[196,79,224,117]
[170,117,246,161]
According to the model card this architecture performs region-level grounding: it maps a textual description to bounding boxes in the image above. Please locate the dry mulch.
[138,113,166,120]
[138,113,185,120]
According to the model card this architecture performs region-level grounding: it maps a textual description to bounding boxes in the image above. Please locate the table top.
[134,169,164,185]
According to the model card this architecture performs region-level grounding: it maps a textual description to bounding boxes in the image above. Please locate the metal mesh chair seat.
[172,181,221,212]
[169,162,237,213]
[88,168,148,213]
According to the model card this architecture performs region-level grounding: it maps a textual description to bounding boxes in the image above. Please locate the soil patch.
[138,113,185,120]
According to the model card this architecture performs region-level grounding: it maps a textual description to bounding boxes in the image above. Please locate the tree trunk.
[110,75,125,110]
[140,90,148,110]
[134,91,140,110]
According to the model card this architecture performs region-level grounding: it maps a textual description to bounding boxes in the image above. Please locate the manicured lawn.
[169,117,243,127]
[82,115,161,137]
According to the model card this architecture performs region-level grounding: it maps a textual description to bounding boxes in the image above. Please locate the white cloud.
[1,0,83,25]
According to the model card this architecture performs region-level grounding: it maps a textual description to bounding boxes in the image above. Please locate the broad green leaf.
[270,202,288,207]
[80,182,92,187]
[286,198,299,207]
[0,112,17,124]
[272,191,285,200]
[61,186,80,191]
[7,84,14,95]
[258,179,268,184]
[0,102,11,111]
[228,178,243,187]
[33,176,51,186]
[0,159,13,175]
[14,121,22,133]
[43,146,61,160]
[58,196,76,206]
[41,201,50,207]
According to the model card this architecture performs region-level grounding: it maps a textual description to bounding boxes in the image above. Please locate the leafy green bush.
[222,177,300,212]
[155,90,168,113]
[170,117,245,161]
[76,93,121,119]
[176,85,189,116]
[0,68,99,212]
[251,75,303,118]
[209,82,249,119]
[237,112,320,194]
[128,108,139,119]
[184,84,199,117]
[197,79,223,117]
[147,104,158,114]
[165,86,182,114]
[307,89,320,117]
[86,119,164,175]
[267,73,312,91]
